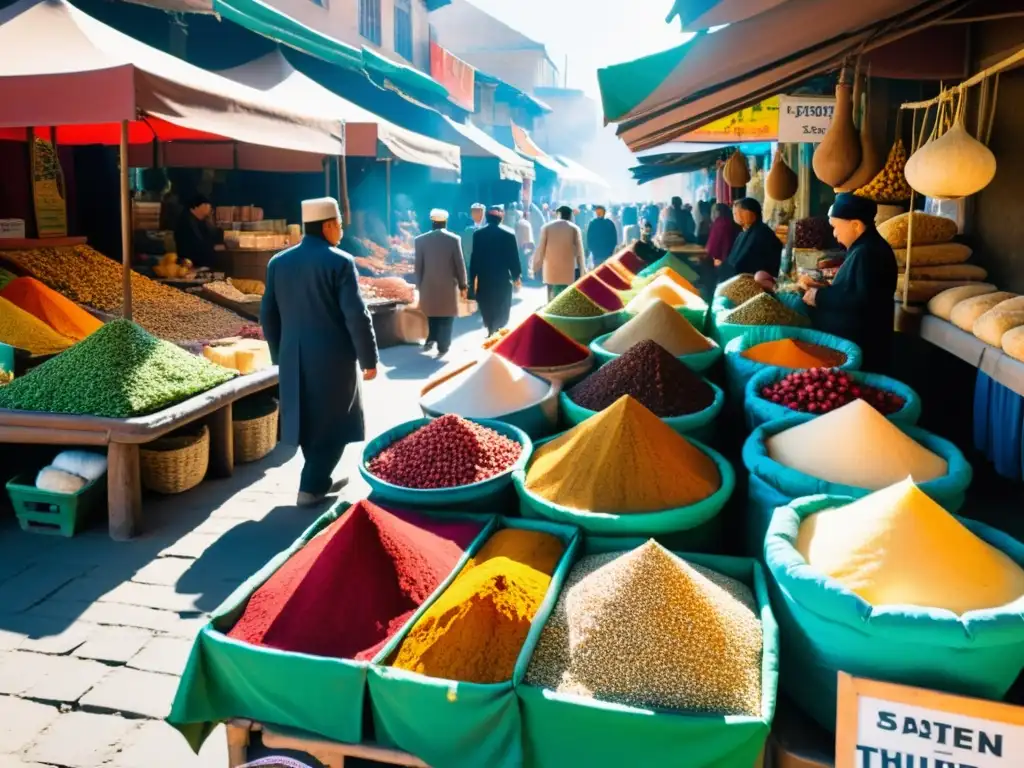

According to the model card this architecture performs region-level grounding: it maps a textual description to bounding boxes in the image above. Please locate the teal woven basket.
[588,331,722,373]
[538,310,626,345]
[360,418,533,508]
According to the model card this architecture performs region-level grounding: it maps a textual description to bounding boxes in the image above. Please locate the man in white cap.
[261,197,379,506]
[461,202,485,274]
[414,209,467,356]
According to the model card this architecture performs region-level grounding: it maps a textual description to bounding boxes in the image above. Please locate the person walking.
[533,205,585,302]
[469,204,522,336]
[586,205,618,266]
[261,197,378,507]
[414,208,468,357]
[461,202,485,274]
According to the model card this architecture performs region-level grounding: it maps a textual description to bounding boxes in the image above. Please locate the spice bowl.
[359,418,533,508]
[588,331,722,373]
[420,383,560,441]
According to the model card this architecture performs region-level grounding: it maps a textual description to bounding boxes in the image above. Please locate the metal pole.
[324,159,330,197]
[119,120,132,321]
[337,154,350,228]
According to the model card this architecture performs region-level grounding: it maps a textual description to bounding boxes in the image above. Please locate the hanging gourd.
[905,87,997,199]
[766,146,798,201]
[723,149,751,188]
[813,67,861,188]
[837,71,883,192]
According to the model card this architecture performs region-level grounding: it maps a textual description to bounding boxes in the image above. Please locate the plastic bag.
[52,450,108,482]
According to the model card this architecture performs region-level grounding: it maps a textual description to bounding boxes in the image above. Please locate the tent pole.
[385,159,392,236]
[324,159,330,197]
[120,120,132,321]
[337,154,350,228]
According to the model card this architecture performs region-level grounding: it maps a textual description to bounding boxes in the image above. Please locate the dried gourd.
[976,310,1024,348]
[766,147,798,201]
[927,284,996,320]
[897,279,982,305]
[856,140,913,203]
[900,264,987,281]
[878,212,958,248]
[950,292,1017,332]
[723,150,751,188]
[893,243,972,267]
[1001,326,1024,363]
[905,90,997,199]
[813,71,861,187]
[837,79,883,192]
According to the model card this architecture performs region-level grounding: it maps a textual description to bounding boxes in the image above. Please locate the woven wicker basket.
[233,402,279,464]
[139,425,209,494]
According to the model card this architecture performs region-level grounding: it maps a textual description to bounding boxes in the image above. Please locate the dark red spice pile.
[239,324,264,340]
[491,313,589,368]
[759,368,906,416]
[227,500,483,661]
[575,275,624,311]
[614,250,649,276]
[367,414,523,489]
[594,264,631,290]
[568,340,715,416]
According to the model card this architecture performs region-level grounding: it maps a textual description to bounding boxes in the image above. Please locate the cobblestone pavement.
[0,287,545,767]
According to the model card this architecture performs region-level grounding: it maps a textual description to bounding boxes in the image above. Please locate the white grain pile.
[525,540,762,715]
[420,352,549,419]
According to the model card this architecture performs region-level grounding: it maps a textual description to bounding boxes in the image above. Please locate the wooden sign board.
[836,673,1024,768]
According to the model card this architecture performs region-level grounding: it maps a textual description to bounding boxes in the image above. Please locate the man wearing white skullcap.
[460,202,486,274]
[261,197,379,506]
[414,208,467,356]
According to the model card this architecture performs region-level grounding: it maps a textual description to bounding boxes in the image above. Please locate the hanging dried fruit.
[766,147,798,201]
[723,149,751,188]
[855,139,913,203]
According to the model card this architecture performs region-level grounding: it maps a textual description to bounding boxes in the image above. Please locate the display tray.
[919,315,1024,398]
[200,288,262,321]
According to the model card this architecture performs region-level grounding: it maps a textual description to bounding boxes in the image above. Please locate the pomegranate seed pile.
[759,368,906,416]
[367,414,523,489]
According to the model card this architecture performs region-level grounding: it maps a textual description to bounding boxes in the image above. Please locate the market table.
[919,315,1024,397]
[200,288,263,322]
[0,366,279,541]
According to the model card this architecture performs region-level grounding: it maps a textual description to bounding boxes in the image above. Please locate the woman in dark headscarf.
[705,202,740,267]
[716,198,781,281]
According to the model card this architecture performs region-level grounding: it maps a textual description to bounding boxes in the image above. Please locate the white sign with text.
[778,95,836,143]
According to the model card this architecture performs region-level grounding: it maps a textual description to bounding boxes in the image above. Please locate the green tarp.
[597,43,689,123]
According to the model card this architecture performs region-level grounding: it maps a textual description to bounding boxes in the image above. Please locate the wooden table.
[226,720,428,768]
[0,367,279,540]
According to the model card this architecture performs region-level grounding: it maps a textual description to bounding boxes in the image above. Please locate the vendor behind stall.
[717,198,781,282]
[801,192,897,372]
[173,194,223,269]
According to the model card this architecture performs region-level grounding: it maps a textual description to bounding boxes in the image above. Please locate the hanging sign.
[30,131,68,238]
[430,41,475,112]
[678,96,780,142]
[835,673,1024,768]
[779,95,836,143]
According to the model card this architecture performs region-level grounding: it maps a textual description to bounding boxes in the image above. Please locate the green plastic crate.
[7,471,106,537]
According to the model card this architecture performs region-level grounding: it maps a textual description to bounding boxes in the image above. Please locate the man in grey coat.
[414,208,468,356]
[261,197,379,507]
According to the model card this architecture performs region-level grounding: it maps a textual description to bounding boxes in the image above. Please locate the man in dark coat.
[174,193,222,269]
[586,205,619,266]
[469,204,522,336]
[261,197,378,507]
[717,198,782,281]
[414,209,468,357]
[803,193,898,373]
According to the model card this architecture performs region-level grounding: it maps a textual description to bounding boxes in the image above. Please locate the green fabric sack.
[588,331,722,374]
[167,504,498,751]
[366,518,581,768]
[558,380,724,443]
[722,326,863,403]
[538,310,626,345]
[765,495,1024,732]
[742,415,973,558]
[517,538,778,768]
[636,253,700,283]
[744,367,923,430]
[513,433,734,541]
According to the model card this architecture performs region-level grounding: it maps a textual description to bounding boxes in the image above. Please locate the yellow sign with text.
[836,673,1024,768]
[678,96,780,143]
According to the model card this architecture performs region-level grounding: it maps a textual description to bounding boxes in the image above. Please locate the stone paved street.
[0,287,545,768]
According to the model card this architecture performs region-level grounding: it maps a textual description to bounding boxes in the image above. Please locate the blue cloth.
[974,371,1024,480]
[262,236,379,493]
[586,217,618,263]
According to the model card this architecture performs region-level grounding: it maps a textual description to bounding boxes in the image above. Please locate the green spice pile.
[715,274,765,305]
[0,319,237,418]
[526,541,762,716]
[546,288,605,318]
[721,293,810,328]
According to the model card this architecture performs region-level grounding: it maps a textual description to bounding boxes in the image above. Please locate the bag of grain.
[893,243,972,267]
[974,309,1024,348]
[878,212,958,248]
[950,292,1017,332]
[764,492,1024,732]
[896,279,981,304]
[741,411,972,559]
[900,263,985,280]
[1002,326,1024,363]
[927,283,996,320]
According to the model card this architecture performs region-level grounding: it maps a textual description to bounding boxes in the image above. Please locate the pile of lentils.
[525,540,763,716]
[546,287,605,318]
[761,368,907,416]
[367,414,523,489]
[715,274,765,305]
[721,293,809,328]
[568,340,715,416]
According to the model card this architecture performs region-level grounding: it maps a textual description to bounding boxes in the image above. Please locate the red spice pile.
[593,264,631,290]
[492,314,589,368]
[227,500,483,661]
[367,414,523,489]
[760,368,907,416]
[614,250,649,276]
[575,275,624,311]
